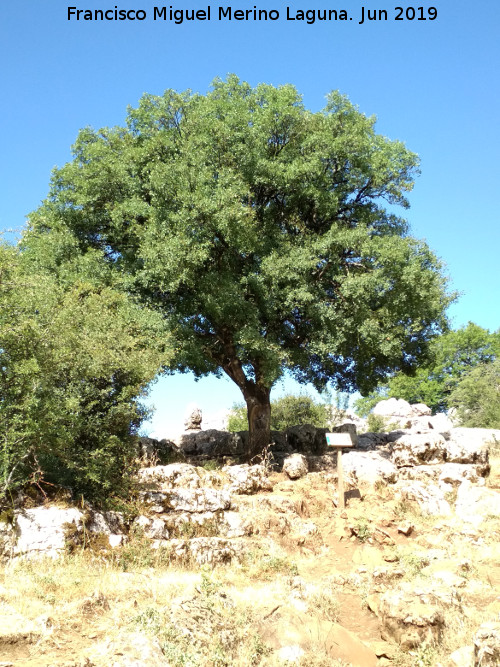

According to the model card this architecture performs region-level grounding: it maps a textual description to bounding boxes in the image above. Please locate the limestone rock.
[13,506,84,559]
[438,463,486,486]
[373,398,413,419]
[444,430,491,470]
[137,463,202,489]
[473,622,500,666]
[448,645,474,667]
[357,432,391,450]
[87,630,165,666]
[132,515,168,539]
[184,404,202,431]
[395,481,452,516]
[428,412,454,434]
[283,453,309,479]
[286,424,327,455]
[455,481,500,526]
[138,436,180,463]
[176,429,245,457]
[222,463,273,494]
[342,451,398,486]
[412,403,432,417]
[392,432,447,467]
[162,537,243,565]
[143,487,231,513]
[378,587,445,649]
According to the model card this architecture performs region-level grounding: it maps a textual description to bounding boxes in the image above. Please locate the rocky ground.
[1,415,500,666]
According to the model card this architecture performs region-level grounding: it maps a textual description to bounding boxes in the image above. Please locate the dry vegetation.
[1,450,499,666]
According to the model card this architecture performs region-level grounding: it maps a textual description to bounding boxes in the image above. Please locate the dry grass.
[1,454,499,666]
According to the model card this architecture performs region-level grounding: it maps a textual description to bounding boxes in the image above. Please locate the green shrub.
[0,242,168,504]
[227,392,332,433]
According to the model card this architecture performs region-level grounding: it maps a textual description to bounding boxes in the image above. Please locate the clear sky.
[1,1,499,436]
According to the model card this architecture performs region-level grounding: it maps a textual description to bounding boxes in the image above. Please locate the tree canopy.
[355,322,500,416]
[24,76,452,458]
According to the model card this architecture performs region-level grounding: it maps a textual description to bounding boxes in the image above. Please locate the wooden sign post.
[325,432,355,509]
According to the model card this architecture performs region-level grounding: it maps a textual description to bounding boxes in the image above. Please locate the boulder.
[143,488,231,513]
[428,412,454,434]
[445,429,492,468]
[176,429,246,457]
[87,631,166,667]
[138,463,203,489]
[377,586,445,649]
[412,403,432,417]
[392,432,447,467]
[286,424,327,455]
[395,481,452,516]
[448,645,474,667]
[222,463,273,494]
[157,537,243,565]
[342,451,398,486]
[138,436,182,464]
[438,463,486,486]
[357,432,391,450]
[455,481,500,526]
[13,506,84,559]
[132,515,168,539]
[283,453,309,479]
[184,404,202,430]
[373,398,413,419]
[473,622,500,666]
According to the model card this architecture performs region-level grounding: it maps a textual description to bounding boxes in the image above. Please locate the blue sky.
[1,1,499,435]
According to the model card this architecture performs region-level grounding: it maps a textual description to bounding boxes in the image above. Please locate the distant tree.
[24,76,451,459]
[354,322,500,416]
[449,359,500,428]
[0,242,167,503]
[227,393,331,432]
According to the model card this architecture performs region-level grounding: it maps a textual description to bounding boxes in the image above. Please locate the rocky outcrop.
[286,424,328,455]
[152,536,244,565]
[377,584,446,648]
[175,429,246,457]
[222,463,274,494]
[392,432,448,467]
[342,451,398,486]
[12,507,85,559]
[395,481,452,516]
[455,481,500,526]
[473,622,500,666]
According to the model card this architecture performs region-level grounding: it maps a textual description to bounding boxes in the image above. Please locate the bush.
[227,393,332,433]
[449,359,500,428]
[0,242,168,504]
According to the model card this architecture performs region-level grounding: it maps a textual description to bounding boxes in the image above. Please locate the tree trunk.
[244,385,271,463]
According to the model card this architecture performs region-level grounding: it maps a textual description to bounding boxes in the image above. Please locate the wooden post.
[337,446,345,509]
[325,432,355,509]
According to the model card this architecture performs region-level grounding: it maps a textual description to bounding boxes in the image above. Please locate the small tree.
[354,322,500,415]
[25,77,451,459]
[449,359,500,428]
[0,242,167,503]
[227,393,331,432]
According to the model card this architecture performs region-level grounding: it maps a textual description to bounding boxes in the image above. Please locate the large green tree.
[25,76,451,459]
[355,322,500,415]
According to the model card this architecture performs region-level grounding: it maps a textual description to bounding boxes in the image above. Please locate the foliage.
[355,322,500,415]
[24,76,452,457]
[449,358,500,428]
[227,393,331,432]
[366,413,399,433]
[0,242,167,504]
